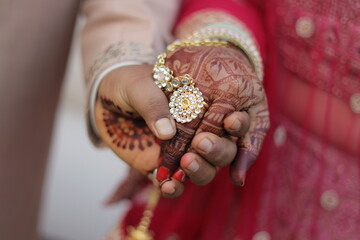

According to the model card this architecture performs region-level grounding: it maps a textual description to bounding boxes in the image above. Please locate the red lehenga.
[113,0,360,239]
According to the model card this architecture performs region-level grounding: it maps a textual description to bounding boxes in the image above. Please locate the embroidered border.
[87,41,155,84]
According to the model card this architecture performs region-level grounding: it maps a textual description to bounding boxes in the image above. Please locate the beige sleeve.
[81,0,180,146]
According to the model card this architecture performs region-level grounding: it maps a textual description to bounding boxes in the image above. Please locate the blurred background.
[38,19,129,240]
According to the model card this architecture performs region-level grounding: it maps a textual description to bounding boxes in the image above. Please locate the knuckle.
[141,98,169,117]
[228,129,245,138]
[147,96,166,109]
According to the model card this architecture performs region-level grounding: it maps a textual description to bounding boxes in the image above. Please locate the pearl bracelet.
[187,24,264,81]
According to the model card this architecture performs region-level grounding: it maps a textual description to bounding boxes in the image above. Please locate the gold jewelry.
[188,25,264,81]
[126,187,160,240]
[152,39,227,123]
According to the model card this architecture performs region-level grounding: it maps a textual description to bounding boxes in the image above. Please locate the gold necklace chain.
[126,187,160,240]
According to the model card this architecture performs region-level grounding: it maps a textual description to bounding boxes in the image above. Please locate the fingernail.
[197,138,213,153]
[154,118,175,137]
[230,118,241,131]
[157,166,170,181]
[159,178,171,187]
[172,169,186,182]
[186,160,199,173]
[234,173,246,187]
[167,187,176,195]
[239,177,246,187]
[161,181,175,194]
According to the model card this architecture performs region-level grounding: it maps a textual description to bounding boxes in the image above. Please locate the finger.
[156,99,234,181]
[126,73,176,140]
[156,117,202,181]
[99,65,176,140]
[191,132,237,167]
[160,169,185,198]
[195,99,235,136]
[160,178,185,198]
[224,111,251,137]
[189,99,235,167]
[171,168,186,182]
[230,99,270,186]
[180,152,217,186]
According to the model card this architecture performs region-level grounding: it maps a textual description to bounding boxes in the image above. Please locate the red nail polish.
[172,169,185,182]
[157,166,170,181]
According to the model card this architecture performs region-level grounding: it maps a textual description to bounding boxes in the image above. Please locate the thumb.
[125,66,176,140]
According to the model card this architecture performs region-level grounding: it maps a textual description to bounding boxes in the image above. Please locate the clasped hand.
[95,45,269,199]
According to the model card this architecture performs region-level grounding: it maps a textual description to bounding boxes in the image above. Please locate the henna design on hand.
[159,46,269,182]
[160,122,198,171]
[100,97,156,151]
[101,97,135,117]
[102,109,155,151]
[95,97,159,173]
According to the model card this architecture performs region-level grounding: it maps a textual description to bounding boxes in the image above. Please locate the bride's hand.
[157,45,270,197]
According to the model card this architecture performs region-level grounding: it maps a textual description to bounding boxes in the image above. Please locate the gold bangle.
[187,25,264,81]
[152,39,228,123]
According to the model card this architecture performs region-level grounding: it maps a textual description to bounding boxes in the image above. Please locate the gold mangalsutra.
[126,187,160,240]
[152,39,227,123]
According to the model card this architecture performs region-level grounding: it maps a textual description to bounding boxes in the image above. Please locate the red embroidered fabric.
[117,0,360,239]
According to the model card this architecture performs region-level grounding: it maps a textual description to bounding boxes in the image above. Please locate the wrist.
[186,26,263,81]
